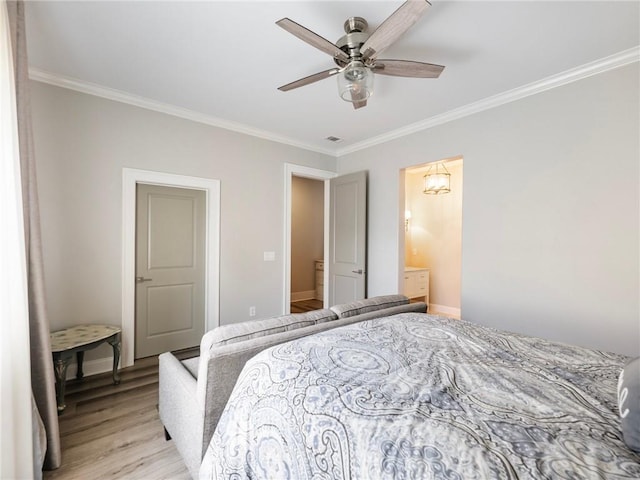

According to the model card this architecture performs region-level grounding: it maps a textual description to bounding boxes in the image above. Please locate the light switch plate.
[264,251,276,261]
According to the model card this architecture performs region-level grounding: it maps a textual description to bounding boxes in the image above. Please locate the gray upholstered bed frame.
[158,294,427,478]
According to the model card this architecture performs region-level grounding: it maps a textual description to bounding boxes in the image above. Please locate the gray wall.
[32,63,639,360]
[291,176,324,296]
[338,64,639,356]
[30,81,336,352]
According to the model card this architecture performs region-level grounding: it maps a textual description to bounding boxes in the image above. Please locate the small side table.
[50,324,122,413]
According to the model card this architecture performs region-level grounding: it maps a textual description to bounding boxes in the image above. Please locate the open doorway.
[290,176,325,313]
[403,156,463,318]
[283,164,335,314]
[284,164,368,313]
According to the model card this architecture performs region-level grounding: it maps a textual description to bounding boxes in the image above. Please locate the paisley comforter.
[200,313,640,479]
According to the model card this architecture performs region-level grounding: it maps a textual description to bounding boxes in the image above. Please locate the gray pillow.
[618,356,640,453]
[330,294,408,318]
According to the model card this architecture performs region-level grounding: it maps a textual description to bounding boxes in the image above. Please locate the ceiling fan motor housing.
[344,16,368,34]
[335,17,370,67]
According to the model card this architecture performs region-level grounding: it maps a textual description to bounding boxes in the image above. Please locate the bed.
[200,313,640,479]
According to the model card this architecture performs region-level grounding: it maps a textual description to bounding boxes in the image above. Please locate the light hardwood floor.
[44,350,196,479]
[290,298,323,313]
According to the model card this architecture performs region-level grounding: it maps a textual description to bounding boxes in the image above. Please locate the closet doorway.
[134,184,206,359]
[122,168,220,368]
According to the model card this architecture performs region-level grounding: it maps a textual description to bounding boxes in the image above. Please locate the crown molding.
[28,68,337,157]
[29,46,639,159]
[336,46,640,156]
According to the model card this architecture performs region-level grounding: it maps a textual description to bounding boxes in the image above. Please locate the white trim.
[29,68,336,157]
[290,290,317,302]
[336,46,640,156]
[29,48,639,158]
[283,164,337,314]
[429,304,461,319]
[121,168,220,368]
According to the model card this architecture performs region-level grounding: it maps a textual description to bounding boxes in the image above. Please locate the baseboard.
[64,357,118,381]
[429,304,461,319]
[291,290,317,302]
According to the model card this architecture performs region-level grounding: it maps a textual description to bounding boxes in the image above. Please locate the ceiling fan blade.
[361,0,431,61]
[373,59,444,78]
[276,18,350,64]
[278,68,341,92]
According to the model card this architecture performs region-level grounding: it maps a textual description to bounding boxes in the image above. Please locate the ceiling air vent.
[325,136,343,143]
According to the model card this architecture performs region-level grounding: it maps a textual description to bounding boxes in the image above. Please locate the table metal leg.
[76,351,84,380]
[108,333,121,385]
[53,354,71,413]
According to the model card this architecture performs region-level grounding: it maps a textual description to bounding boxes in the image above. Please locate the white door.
[329,171,367,305]
[135,184,206,358]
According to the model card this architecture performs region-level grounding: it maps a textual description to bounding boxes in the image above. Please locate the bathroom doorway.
[403,156,463,318]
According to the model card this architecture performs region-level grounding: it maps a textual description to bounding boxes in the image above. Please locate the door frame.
[122,168,220,368]
[283,163,336,313]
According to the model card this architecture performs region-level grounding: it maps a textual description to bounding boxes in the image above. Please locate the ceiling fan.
[276,0,445,109]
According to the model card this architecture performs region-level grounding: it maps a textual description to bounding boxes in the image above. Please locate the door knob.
[136,276,153,283]
[352,269,364,275]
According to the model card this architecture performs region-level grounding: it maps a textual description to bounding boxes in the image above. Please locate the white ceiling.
[25,1,639,156]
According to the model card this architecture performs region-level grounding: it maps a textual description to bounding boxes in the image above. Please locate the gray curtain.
[7,0,61,471]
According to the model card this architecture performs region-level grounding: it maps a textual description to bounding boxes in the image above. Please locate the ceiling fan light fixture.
[338,61,374,102]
